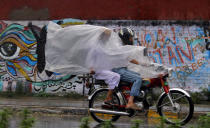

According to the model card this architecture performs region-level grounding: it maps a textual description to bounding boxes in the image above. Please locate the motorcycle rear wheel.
[89,89,121,123]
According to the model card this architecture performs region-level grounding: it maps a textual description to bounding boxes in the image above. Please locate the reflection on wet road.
[9,110,198,128]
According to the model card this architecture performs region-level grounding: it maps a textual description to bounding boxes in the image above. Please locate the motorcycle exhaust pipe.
[89,108,130,116]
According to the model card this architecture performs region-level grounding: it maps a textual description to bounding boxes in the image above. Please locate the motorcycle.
[83,68,194,125]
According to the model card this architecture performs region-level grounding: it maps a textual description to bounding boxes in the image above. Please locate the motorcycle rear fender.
[88,88,105,100]
[157,88,191,103]
[88,88,126,105]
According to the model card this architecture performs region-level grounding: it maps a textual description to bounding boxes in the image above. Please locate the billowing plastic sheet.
[45,21,168,78]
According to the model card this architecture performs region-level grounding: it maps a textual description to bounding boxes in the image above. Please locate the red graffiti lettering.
[168,46,178,65]
[176,43,193,64]
[171,27,176,44]
[191,63,197,71]
[157,29,165,48]
[153,48,164,64]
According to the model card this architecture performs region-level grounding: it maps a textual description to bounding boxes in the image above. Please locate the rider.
[92,27,143,110]
[112,28,143,110]
[89,29,121,103]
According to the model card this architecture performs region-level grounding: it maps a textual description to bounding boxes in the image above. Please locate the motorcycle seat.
[95,79,151,87]
[119,81,131,86]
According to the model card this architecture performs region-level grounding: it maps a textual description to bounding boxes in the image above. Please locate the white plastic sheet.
[45,21,168,78]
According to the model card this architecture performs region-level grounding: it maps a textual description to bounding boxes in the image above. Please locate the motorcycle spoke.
[158,94,186,108]
[158,101,171,108]
[171,95,186,102]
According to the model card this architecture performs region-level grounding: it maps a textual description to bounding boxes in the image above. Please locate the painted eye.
[0,42,20,59]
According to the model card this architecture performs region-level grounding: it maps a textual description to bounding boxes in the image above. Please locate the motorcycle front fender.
[157,88,191,104]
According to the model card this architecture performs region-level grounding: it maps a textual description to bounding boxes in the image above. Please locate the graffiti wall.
[90,20,209,92]
[0,19,89,95]
[0,19,209,94]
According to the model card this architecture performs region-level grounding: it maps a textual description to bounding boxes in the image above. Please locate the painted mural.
[0,19,88,94]
[0,19,209,94]
[132,26,209,91]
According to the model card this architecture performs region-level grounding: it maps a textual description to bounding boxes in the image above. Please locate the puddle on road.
[9,112,198,128]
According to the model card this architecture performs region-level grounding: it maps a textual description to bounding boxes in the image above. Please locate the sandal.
[125,104,142,111]
[104,100,113,105]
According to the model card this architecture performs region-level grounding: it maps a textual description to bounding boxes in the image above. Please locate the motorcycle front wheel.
[89,89,121,123]
[157,90,194,125]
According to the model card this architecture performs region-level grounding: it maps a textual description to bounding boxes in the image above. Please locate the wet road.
[9,113,198,128]
[0,97,208,128]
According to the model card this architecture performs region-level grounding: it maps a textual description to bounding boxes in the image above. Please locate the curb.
[0,105,89,115]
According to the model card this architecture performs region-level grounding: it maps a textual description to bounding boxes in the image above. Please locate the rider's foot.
[104,98,113,105]
[126,103,142,111]
[104,101,112,105]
